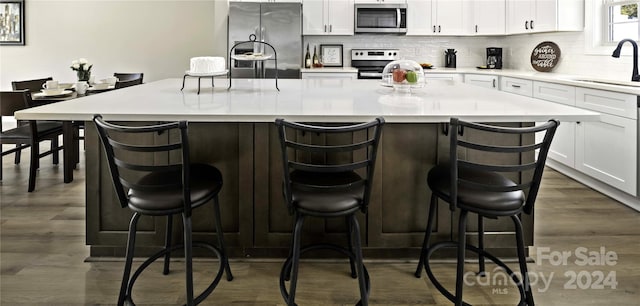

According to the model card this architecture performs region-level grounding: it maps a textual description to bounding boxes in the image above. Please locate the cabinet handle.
[329,24,332,32]
[324,25,327,32]
[492,79,496,88]
[525,20,529,30]
[475,25,478,33]
[511,84,521,88]
[438,25,441,33]
[530,20,534,29]
[576,121,581,125]
[433,25,436,33]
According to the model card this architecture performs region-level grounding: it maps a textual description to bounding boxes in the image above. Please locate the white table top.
[15,78,600,123]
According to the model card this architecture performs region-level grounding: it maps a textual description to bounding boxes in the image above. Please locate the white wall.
[0,0,227,90]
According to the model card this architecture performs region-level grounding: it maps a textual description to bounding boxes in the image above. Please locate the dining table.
[30,86,116,183]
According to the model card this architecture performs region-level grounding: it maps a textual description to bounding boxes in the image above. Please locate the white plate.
[33,90,73,98]
[231,54,272,61]
[185,69,228,77]
[88,85,115,91]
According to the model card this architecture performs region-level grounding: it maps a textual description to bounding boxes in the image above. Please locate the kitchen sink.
[568,78,640,87]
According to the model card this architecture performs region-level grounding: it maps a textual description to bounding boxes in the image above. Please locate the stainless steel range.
[351,49,399,79]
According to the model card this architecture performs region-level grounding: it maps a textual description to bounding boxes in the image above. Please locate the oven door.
[355,4,407,34]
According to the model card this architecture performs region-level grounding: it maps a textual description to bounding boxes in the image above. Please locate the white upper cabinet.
[465,0,505,35]
[406,0,464,35]
[506,0,584,34]
[354,0,405,3]
[303,0,354,35]
[432,0,465,35]
[406,0,432,35]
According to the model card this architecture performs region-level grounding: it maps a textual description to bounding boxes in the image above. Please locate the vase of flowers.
[71,58,92,82]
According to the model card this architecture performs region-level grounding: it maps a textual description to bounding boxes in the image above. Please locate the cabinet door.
[470,0,505,35]
[506,0,533,34]
[501,76,533,97]
[531,0,558,32]
[547,122,576,167]
[576,114,637,196]
[303,0,327,35]
[327,0,354,35]
[464,74,498,90]
[406,0,433,35]
[433,0,464,35]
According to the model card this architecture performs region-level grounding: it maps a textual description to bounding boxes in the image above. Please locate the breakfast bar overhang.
[15,78,600,258]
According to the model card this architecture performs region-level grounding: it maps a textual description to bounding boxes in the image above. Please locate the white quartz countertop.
[15,78,600,123]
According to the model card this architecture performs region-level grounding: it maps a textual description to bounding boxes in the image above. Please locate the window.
[604,0,639,43]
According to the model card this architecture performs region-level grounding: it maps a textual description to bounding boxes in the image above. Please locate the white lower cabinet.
[533,81,576,168]
[464,74,499,89]
[424,73,462,82]
[574,88,637,196]
[500,76,533,97]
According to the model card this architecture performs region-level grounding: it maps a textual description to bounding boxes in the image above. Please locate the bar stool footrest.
[423,241,528,306]
[279,243,370,306]
[125,241,228,306]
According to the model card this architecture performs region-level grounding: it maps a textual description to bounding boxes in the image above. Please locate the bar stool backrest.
[275,117,385,215]
[12,77,53,93]
[448,118,559,215]
[92,115,194,216]
[113,73,144,82]
[115,78,143,89]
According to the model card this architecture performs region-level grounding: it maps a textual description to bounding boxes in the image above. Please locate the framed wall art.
[0,0,25,45]
[320,44,343,67]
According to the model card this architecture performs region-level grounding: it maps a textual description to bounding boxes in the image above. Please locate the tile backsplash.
[305,31,634,81]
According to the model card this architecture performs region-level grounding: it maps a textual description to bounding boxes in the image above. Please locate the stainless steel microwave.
[354,4,407,34]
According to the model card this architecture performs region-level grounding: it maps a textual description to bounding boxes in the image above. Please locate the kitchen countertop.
[15,78,599,123]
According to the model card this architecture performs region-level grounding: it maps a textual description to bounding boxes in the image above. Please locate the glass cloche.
[381,60,425,92]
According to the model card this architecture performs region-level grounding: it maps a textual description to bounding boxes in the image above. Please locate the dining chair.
[92,115,233,306]
[11,77,53,93]
[275,117,385,306]
[113,72,144,82]
[1,90,64,192]
[114,78,143,89]
[415,118,559,306]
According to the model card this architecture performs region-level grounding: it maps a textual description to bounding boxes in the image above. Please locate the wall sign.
[531,41,561,72]
[320,44,343,67]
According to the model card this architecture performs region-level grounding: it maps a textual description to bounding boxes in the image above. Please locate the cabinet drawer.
[500,77,533,97]
[424,73,462,82]
[533,81,576,106]
[464,74,499,90]
[576,87,637,119]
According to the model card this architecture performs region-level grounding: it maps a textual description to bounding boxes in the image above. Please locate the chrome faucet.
[612,39,639,82]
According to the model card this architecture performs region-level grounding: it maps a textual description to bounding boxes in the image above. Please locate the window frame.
[603,0,639,44]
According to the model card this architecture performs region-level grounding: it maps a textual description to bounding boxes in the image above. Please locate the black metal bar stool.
[93,115,233,306]
[275,117,385,306]
[415,118,559,306]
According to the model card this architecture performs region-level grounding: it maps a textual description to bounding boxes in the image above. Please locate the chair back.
[113,73,144,82]
[0,90,29,117]
[11,77,53,93]
[115,78,144,89]
[275,117,385,214]
[92,115,194,215]
[449,118,559,215]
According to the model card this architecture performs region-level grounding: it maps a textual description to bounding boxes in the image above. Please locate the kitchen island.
[16,78,599,259]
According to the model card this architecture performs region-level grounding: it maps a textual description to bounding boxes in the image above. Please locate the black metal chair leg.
[163,215,173,275]
[415,193,438,278]
[118,213,141,306]
[181,75,187,91]
[27,141,38,192]
[182,214,195,306]
[52,137,59,165]
[350,215,369,306]
[478,214,486,276]
[14,144,21,164]
[455,210,469,306]
[287,214,305,306]
[345,216,357,278]
[513,215,535,306]
[213,195,234,281]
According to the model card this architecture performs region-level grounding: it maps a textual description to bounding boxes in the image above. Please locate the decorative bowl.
[381,60,425,92]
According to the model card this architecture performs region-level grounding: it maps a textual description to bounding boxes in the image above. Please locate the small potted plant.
[71,58,93,82]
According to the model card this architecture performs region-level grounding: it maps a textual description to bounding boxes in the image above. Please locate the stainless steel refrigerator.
[228,2,302,79]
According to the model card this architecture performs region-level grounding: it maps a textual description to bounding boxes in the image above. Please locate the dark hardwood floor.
[1,141,639,305]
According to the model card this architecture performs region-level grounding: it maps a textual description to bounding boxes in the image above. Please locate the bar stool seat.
[415,118,559,306]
